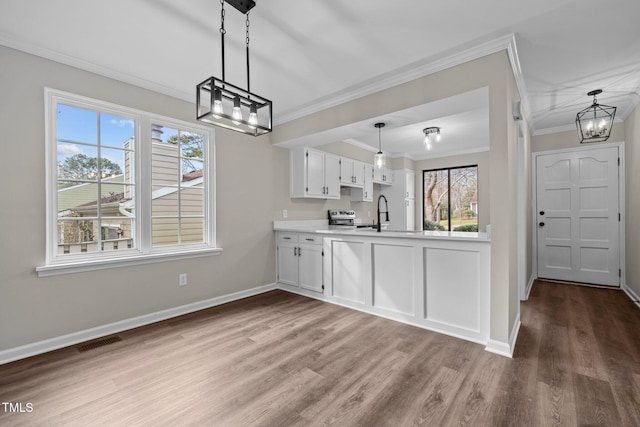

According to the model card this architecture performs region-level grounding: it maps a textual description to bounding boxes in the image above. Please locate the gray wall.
[624,106,640,297]
[0,46,282,351]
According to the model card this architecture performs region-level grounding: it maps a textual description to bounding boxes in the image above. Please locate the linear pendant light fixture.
[196,0,272,136]
[423,126,441,151]
[374,122,386,169]
[576,89,616,143]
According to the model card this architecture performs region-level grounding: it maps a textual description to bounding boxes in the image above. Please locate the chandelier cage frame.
[196,0,272,136]
[575,89,616,144]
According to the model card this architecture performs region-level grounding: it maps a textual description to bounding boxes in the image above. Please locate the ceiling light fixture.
[374,123,386,169]
[576,89,616,143]
[196,0,272,136]
[423,127,441,151]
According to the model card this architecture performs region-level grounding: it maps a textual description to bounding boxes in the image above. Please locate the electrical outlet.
[179,273,187,286]
[283,209,288,219]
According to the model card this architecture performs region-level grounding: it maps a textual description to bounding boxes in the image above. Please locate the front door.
[536,146,620,286]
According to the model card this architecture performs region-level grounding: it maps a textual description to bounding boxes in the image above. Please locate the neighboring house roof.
[182,169,203,182]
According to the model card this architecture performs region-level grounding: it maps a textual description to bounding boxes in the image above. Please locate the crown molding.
[0,33,193,104]
[275,33,524,125]
[533,116,625,137]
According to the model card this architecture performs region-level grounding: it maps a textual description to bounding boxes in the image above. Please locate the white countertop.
[273,220,490,243]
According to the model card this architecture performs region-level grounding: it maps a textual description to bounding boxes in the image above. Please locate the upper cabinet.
[290,148,340,199]
[339,158,364,188]
[351,163,374,202]
[373,166,393,185]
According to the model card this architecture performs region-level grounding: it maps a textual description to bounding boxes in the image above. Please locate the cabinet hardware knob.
[540,211,545,216]
[539,222,545,227]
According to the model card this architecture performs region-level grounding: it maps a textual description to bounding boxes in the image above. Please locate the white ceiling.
[1,0,639,158]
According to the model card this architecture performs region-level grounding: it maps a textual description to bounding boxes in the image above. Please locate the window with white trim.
[41,89,218,275]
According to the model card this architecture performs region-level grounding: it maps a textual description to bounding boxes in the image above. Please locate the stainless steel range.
[328,209,356,228]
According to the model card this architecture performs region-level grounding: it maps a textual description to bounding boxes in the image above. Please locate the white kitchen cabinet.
[351,163,374,202]
[290,148,340,199]
[339,158,364,187]
[382,169,416,230]
[276,232,323,293]
[373,166,393,185]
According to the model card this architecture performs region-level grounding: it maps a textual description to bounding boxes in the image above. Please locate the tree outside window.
[423,166,478,232]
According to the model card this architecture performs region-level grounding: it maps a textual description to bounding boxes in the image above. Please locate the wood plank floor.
[1,280,640,426]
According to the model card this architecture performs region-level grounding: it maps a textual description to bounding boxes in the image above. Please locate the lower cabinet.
[276,232,323,293]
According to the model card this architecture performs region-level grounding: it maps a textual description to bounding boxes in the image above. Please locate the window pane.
[181,218,204,243]
[424,169,449,230]
[181,159,203,182]
[450,167,478,232]
[152,218,179,246]
[180,131,204,161]
[58,183,98,214]
[57,218,99,255]
[100,113,135,149]
[181,188,204,216]
[100,147,127,179]
[57,142,99,183]
[152,186,179,216]
[100,183,134,216]
[152,153,180,187]
[101,218,134,251]
[423,166,478,232]
[57,104,97,143]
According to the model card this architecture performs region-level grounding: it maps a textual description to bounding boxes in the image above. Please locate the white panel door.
[536,146,619,286]
[324,154,340,198]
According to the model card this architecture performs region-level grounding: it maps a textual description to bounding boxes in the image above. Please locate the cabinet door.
[306,149,325,197]
[339,158,354,186]
[277,242,298,286]
[352,160,365,187]
[351,163,374,202]
[298,243,323,293]
[405,171,415,199]
[405,198,415,230]
[324,154,341,198]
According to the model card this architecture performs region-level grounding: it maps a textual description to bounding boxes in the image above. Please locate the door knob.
[539,211,545,216]
[539,222,545,227]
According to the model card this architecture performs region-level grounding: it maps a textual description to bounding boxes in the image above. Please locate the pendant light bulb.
[232,96,243,124]
[248,103,258,128]
[436,129,441,142]
[374,122,386,170]
[213,88,223,118]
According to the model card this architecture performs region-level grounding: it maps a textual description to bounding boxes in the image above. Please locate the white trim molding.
[0,283,277,366]
[485,313,521,358]
[622,283,640,310]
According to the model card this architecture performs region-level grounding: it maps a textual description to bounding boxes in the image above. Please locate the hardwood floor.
[1,280,639,426]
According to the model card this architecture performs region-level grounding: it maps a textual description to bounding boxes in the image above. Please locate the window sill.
[36,247,223,277]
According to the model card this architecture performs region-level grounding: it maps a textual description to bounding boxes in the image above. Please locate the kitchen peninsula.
[273,221,491,347]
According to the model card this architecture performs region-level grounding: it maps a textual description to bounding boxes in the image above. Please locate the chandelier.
[196,0,272,136]
[423,127,441,151]
[575,89,616,143]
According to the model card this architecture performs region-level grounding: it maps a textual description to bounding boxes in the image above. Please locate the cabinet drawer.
[278,233,298,243]
[298,234,322,245]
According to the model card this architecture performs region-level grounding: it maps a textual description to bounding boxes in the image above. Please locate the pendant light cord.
[246,12,251,95]
[220,0,226,82]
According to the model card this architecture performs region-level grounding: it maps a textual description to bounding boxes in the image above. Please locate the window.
[423,166,478,232]
[39,90,218,276]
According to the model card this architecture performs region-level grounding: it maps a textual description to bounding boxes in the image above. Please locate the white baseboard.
[526,275,535,300]
[0,283,278,366]
[485,312,521,358]
[622,283,640,309]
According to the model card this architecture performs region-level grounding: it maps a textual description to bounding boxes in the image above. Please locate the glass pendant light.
[576,89,616,143]
[423,127,441,151]
[232,96,243,124]
[212,88,223,118]
[374,123,386,169]
[248,103,258,128]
